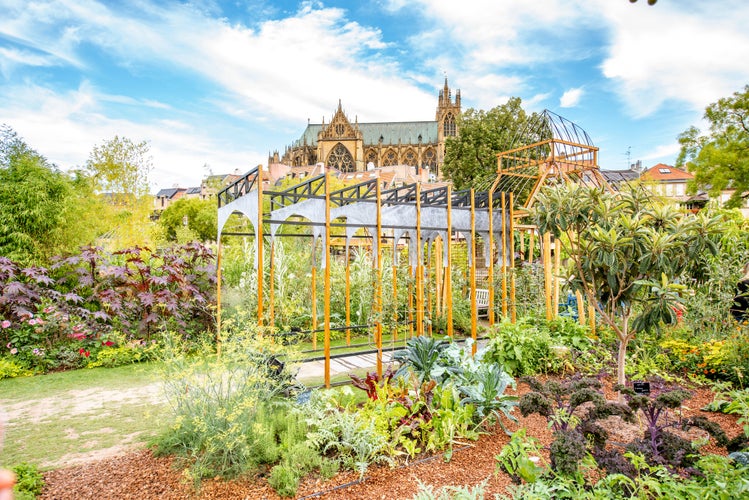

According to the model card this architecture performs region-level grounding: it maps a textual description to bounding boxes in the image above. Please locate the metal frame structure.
[215,110,607,386]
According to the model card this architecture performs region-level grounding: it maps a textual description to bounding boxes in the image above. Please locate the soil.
[39,377,743,500]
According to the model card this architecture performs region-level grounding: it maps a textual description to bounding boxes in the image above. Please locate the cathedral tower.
[436,78,461,171]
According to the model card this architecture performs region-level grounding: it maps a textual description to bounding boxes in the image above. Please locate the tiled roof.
[185,187,202,195]
[600,169,640,183]
[155,188,185,198]
[294,121,439,148]
[641,163,693,181]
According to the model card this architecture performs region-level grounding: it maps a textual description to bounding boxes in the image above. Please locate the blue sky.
[1,0,748,192]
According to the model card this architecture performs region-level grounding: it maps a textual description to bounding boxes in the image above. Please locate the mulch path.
[40,377,742,499]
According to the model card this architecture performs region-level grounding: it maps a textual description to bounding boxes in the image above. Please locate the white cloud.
[0,81,264,189]
[597,0,749,116]
[560,87,584,108]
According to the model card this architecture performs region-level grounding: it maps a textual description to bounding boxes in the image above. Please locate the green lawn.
[0,362,168,469]
[0,355,381,469]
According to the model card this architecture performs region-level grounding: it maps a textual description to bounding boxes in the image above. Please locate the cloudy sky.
[1,0,748,192]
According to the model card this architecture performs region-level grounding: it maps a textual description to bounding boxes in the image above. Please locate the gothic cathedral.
[274,79,461,178]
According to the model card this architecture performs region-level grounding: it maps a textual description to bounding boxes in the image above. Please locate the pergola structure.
[215,110,608,386]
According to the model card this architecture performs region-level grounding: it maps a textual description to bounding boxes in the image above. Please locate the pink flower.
[28,318,37,326]
[1,320,10,329]
[43,306,54,314]
[10,348,17,355]
[6,343,10,348]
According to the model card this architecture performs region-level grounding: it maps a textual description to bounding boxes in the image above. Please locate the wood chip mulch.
[40,378,742,500]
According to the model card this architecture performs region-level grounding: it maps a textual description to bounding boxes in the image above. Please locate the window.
[327,143,355,172]
[443,113,456,137]
[658,168,670,174]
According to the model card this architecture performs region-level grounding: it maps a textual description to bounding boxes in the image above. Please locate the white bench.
[475,288,489,318]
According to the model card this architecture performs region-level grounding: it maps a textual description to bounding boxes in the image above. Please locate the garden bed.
[39,378,741,499]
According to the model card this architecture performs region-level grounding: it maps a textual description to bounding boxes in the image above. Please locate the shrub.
[11,462,44,499]
[0,357,31,379]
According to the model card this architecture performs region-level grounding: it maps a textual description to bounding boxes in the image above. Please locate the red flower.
[79,348,90,357]
[102,341,114,347]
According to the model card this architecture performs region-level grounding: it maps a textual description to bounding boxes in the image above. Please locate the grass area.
[0,351,385,469]
[0,362,168,469]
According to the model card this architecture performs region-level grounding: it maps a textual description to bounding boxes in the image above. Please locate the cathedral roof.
[294,121,439,148]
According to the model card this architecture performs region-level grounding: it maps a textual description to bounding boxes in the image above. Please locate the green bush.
[153,332,303,483]
[0,357,31,379]
[11,462,44,499]
[484,318,559,376]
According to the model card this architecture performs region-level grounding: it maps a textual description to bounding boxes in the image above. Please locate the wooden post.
[345,247,351,345]
[553,237,561,318]
[311,265,317,350]
[408,264,414,338]
[576,290,585,326]
[269,240,275,329]
[543,232,552,321]
[589,301,597,337]
[375,182,383,375]
[392,261,398,343]
[470,188,477,355]
[488,187,495,327]
[216,241,222,358]
[509,192,516,323]
[324,174,331,387]
[256,168,264,329]
[501,191,508,319]
[416,183,424,337]
[446,185,454,338]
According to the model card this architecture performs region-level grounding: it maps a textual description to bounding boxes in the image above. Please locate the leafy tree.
[0,125,76,264]
[85,136,155,248]
[677,85,749,208]
[86,135,152,198]
[159,197,217,242]
[442,98,543,190]
[532,184,723,389]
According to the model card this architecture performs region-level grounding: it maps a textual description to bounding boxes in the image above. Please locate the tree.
[442,98,542,190]
[159,197,217,242]
[677,85,749,208]
[532,183,722,390]
[86,136,152,198]
[0,125,76,264]
[85,136,155,248]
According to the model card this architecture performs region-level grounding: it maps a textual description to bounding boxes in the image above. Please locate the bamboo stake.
[427,242,433,337]
[216,241,222,358]
[416,183,424,337]
[488,187,495,326]
[345,247,351,345]
[408,263,414,338]
[501,191,508,319]
[470,188,477,355]
[269,240,275,329]
[324,173,331,387]
[392,262,398,343]
[375,182,383,376]
[509,192,517,323]
[576,290,585,326]
[543,232,552,321]
[256,168,264,329]
[311,265,317,350]
[553,237,561,318]
[446,185,453,338]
